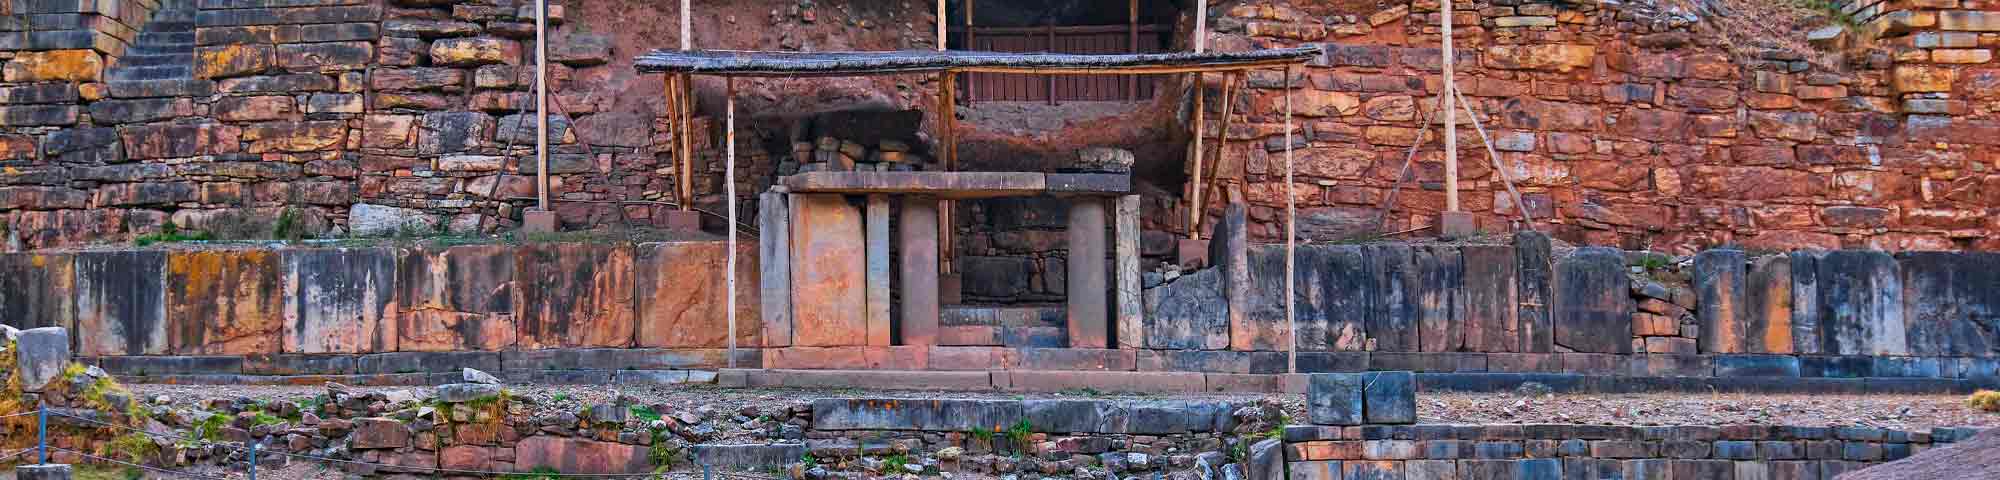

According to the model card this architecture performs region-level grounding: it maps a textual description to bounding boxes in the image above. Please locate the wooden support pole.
[1442,0,1459,213]
[679,74,694,211]
[724,76,738,368]
[534,0,548,211]
[1044,19,1056,106]
[1186,73,1205,239]
[1282,66,1297,374]
[1127,0,1139,102]
[938,71,958,274]
[964,0,975,104]
[1194,0,1207,53]
[1200,72,1238,216]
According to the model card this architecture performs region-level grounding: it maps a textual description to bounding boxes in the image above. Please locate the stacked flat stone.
[1307,371,1416,426]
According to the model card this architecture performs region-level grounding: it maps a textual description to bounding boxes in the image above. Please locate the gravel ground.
[124,383,2000,432]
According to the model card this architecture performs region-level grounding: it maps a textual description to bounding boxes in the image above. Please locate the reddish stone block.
[513,436,650,474]
[789,194,867,346]
[930,346,1003,370]
[166,250,283,355]
[635,242,760,348]
[761,347,868,370]
[396,245,517,352]
[938,325,998,346]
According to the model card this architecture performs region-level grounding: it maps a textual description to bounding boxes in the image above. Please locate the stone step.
[141,20,197,32]
[106,79,215,98]
[939,305,1063,327]
[105,65,193,82]
[117,54,192,67]
[135,31,195,45]
[124,44,195,56]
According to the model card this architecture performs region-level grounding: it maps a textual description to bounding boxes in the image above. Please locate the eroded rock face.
[165,250,284,355]
[75,251,169,357]
[283,248,398,354]
[397,245,518,352]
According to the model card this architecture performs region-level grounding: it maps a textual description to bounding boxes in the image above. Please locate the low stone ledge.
[688,444,808,470]
[812,397,1243,434]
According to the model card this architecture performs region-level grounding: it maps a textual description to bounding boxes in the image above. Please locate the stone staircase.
[104,2,211,99]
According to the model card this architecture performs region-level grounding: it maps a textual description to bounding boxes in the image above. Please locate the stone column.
[1067,198,1109,348]
[865,194,892,346]
[758,191,792,347]
[1114,195,1143,349]
[898,197,940,346]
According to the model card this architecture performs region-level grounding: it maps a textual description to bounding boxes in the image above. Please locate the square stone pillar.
[866,194,892,346]
[1114,195,1143,349]
[789,194,867,346]
[1067,198,1109,348]
[757,191,792,347]
[898,197,940,346]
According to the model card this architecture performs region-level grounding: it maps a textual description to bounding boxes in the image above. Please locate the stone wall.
[1204,0,2000,253]
[0,240,755,365]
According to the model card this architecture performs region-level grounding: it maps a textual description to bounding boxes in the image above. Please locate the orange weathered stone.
[397,245,518,351]
[2,50,102,82]
[1483,44,1595,72]
[789,194,868,346]
[635,241,761,348]
[1892,65,1956,93]
[515,242,637,348]
[166,250,284,355]
[195,44,274,79]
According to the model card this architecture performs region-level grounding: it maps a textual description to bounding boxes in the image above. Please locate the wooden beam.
[963,0,975,104]
[938,72,958,274]
[964,24,1171,35]
[679,73,694,211]
[1282,66,1296,374]
[1442,0,1459,212]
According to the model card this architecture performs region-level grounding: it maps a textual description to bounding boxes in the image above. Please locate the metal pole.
[36,404,46,464]
[249,441,259,480]
[533,0,549,211]
[725,77,738,369]
[1283,65,1296,375]
[1442,0,1459,213]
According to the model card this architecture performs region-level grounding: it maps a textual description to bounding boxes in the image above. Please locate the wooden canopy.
[632,47,1322,77]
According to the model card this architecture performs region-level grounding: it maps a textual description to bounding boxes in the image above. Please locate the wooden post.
[1127,0,1138,102]
[677,0,693,212]
[938,72,958,274]
[724,76,738,368]
[1186,75,1204,239]
[1283,66,1297,374]
[964,0,975,104]
[1200,72,1238,216]
[1442,0,1458,213]
[534,0,548,211]
[1044,19,1057,106]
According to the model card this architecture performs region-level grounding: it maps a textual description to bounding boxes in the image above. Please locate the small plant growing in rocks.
[1970,390,2000,413]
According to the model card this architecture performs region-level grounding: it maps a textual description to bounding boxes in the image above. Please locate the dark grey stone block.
[689,443,806,470]
[812,398,1022,432]
[1143,267,1229,350]
[1363,371,1417,424]
[96,355,242,375]
[1814,251,1904,356]
[1714,355,1801,377]
[1553,247,1631,353]
[1246,438,1283,480]
[1309,373,1363,425]
[16,464,71,480]
[1023,399,1124,434]
[1516,231,1556,353]
[1296,352,1369,373]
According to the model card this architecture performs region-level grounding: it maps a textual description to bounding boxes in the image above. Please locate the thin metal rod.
[534,0,549,211]
[725,77,738,369]
[1442,0,1459,212]
[1451,83,1535,227]
[1283,65,1297,374]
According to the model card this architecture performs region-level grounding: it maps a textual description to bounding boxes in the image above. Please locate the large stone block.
[1898,252,2000,357]
[395,245,516,351]
[513,436,650,474]
[120,123,240,160]
[1415,246,1464,352]
[243,120,347,153]
[1308,373,1364,425]
[165,250,283,355]
[0,253,75,330]
[283,248,398,353]
[1696,249,1750,354]
[1746,255,1795,354]
[1462,245,1520,353]
[75,251,169,356]
[1814,251,1905,355]
[813,398,1024,432]
[635,242,759,348]
[758,192,792,347]
[1789,251,1821,355]
[43,127,121,163]
[1553,247,1631,354]
[789,194,867,346]
[1070,199,1110,349]
[16,327,69,392]
[514,243,636,349]
[1366,244,1420,352]
[1143,267,1230,350]
[1515,231,1555,353]
[195,44,272,79]
[277,41,372,71]
[899,197,941,346]
[1113,195,1143,349]
[1362,371,1417,424]
[2,50,101,82]
[866,195,892,346]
